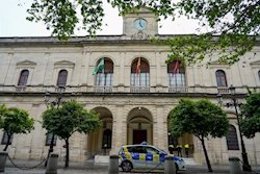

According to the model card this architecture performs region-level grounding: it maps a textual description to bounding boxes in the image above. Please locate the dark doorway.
[133,130,147,144]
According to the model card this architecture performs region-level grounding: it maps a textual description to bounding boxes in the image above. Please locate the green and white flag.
[92,58,104,75]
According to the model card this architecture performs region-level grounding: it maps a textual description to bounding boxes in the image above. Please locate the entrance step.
[182,157,198,165]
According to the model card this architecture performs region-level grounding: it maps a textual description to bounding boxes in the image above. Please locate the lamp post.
[43,86,65,166]
[218,85,251,171]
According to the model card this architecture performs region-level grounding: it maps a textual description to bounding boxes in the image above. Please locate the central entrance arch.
[127,107,153,145]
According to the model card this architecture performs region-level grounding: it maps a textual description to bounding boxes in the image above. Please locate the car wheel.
[121,161,132,172]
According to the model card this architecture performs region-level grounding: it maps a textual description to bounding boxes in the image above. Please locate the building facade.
[0,9,260,165]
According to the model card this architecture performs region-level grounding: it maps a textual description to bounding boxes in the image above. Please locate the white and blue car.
[118,144,186,172]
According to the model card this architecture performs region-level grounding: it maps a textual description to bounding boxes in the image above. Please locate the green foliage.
[153,33,255,65]
[42,100,101,167]
[240,93,260,138]
[0,105,34,135]
[25,0,258,63]
[42,100,101,139]
[169,99,229,140]
[0,104,34,151]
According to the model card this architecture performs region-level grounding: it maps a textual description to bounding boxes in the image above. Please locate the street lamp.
[217,85,252,171]
[43,86,65,166]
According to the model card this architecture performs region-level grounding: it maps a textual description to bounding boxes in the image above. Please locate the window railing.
[130,86,150,93]
[217,86,229,94]
[15,86,26,92]
[168,86,188,93]
[95,86,112,93]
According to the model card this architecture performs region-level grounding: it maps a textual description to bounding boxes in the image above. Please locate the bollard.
[229,157,242,174]
[164,155,176,174]
[108,155,119,174]
[45,153,59,174]
[0,152,8,173]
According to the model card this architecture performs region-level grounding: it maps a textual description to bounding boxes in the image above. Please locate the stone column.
[108,155,119,174]
[0,152,8,172]
[164,155,176,174]
[45,153,59,174]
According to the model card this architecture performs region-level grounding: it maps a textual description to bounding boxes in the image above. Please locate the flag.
[136,57,141,74]
[92,58,105,75]
[173,60,180,73]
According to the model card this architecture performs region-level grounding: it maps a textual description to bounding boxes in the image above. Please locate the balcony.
[168,86,188,93]
[94,86,112,93]
[130,86,150,93]
[217,87,229,94]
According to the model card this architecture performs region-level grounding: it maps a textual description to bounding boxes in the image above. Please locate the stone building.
[0,8,260,165]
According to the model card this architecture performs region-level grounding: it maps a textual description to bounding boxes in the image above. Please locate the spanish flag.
[136,57,141,74]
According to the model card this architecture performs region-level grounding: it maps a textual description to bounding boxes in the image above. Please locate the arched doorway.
[87,107,113,158]
[167,115,194,157]
[127,107,153,145]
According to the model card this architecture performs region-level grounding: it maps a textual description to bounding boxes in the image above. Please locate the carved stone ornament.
[131,31,150,40]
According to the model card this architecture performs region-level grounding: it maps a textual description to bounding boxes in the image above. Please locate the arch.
[215,70,227,87]
[94,57,114,74]
[226,124,239,150]
[127,107,153,145]
[17,69,29,86]
[130,57,150,92]
[56,69,68,87]
[131,57,149,73]
[87,107,113,157]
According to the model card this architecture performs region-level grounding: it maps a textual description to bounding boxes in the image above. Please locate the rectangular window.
[1,132,13,145]
[45,133,57,146]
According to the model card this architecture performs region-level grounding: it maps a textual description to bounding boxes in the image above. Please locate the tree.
[25,0,259,64]
[169,99,229,172]
[42,100,101,167]
[240,92,260,138]
[0,104,34,151]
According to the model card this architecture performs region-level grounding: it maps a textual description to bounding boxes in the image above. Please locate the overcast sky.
[0,0,210,37]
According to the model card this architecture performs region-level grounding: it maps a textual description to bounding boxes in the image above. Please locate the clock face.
[134,18,147,30]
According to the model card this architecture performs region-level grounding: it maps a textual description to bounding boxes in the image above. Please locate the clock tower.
[123,7,158,38]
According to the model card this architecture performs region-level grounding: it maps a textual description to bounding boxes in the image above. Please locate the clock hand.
[139,20,143,27]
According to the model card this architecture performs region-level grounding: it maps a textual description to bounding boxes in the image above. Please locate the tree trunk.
[65,138,69,168]
[3,135,11,151]
[201,137,213,172]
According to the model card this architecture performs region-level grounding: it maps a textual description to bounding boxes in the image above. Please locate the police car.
[118,144,186,172]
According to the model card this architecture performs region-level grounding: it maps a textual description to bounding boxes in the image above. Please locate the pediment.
[16,60,37,66]
[54,60,75,66]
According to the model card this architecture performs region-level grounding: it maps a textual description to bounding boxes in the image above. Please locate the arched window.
[226,125,239,150]
[258,70,260,81]
[216,70,227,87]
[167,60,186,92]
[130,57,150,92]
[94,57,114,92]
[56,69,68,87]
[102,129,112,149]
[17,69,29,86]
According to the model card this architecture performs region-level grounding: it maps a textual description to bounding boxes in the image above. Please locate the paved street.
[2,159,260,174]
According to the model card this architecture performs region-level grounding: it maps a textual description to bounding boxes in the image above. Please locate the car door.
[130,146,147,169]
[145,146,163,169]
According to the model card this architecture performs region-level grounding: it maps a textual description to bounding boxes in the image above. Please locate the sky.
[0,0,210,37]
